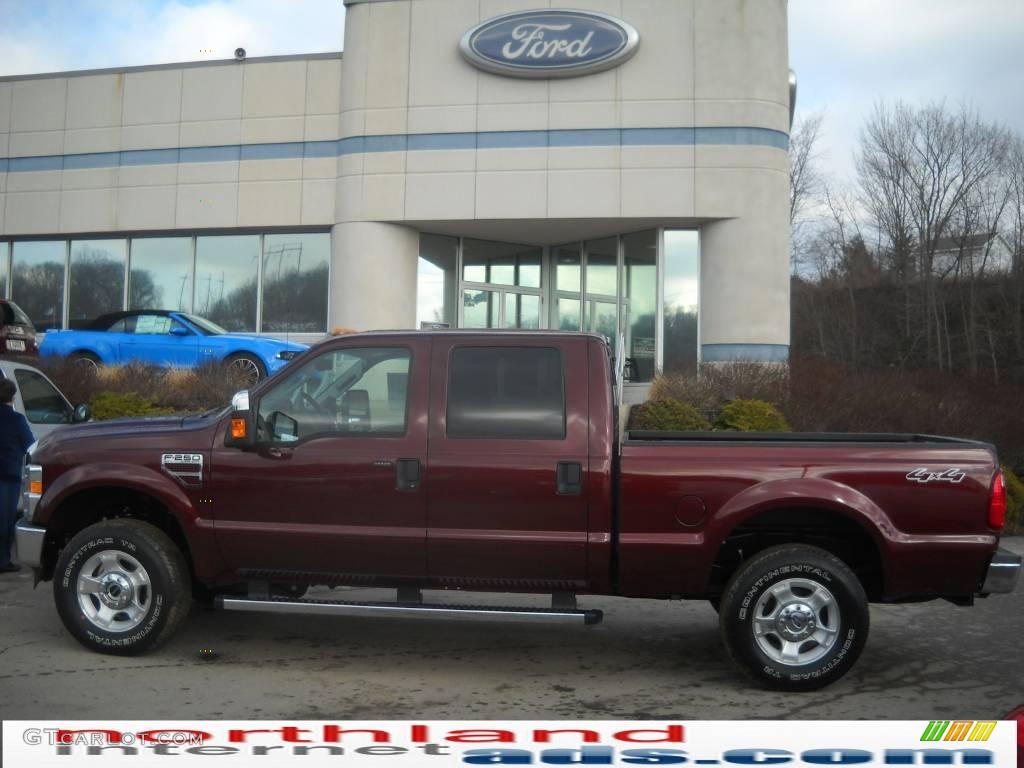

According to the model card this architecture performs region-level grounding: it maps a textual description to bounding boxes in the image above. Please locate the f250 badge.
[161,453,204,488]
[906,467,966,484]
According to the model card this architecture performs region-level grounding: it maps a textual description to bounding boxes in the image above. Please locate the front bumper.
[14,518,45,569]
[980,547,1022,594]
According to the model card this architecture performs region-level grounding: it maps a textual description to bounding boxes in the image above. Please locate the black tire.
[224,353,266,386]
[719,544,868,691]
[54,519,191,656]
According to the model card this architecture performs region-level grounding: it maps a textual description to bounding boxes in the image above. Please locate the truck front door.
[210,338,430,579]
[426,338,590,590]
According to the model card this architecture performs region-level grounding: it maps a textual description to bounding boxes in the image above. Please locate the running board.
[215,596,603,625]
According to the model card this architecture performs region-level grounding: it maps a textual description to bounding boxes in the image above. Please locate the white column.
[329,222,420,332]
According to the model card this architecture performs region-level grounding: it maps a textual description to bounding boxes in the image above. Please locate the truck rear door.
[425,336,590,589]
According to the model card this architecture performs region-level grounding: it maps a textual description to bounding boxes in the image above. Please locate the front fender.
[35,463,221,579]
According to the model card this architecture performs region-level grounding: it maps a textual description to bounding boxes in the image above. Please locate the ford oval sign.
[460,9,640,79]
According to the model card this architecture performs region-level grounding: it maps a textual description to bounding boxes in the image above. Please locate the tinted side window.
[14,369,70,424]
[447,347,565,440]
[257,347,412,442]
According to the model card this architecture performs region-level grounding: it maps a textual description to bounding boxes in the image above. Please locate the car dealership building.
[0,0,790,396]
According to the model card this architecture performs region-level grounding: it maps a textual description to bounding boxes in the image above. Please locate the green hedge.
[630,400,711,431]
[89,391,177,421]
[714,399,791,432]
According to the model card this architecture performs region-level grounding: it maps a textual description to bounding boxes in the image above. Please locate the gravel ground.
[0,538,1021,721]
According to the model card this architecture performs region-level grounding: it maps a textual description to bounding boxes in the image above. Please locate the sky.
[2,0,1023,186]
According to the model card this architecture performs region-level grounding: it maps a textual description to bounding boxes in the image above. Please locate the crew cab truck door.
[209,337,430,578]
[426,337,590,589]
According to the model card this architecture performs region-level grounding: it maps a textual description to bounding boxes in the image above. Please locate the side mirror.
[73,403,91,423]
[169,325,190,337]
[224,390,256,449]
[266,411,299,442]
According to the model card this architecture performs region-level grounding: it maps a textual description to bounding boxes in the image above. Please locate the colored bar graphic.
[921,720,996,742]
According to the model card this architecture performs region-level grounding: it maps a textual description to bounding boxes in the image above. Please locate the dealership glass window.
[68,239,127,326]
[462,288,499,328]
[11,241,65,331]
[623,231,658,382]
[0,243,9,299]
[417,234,458,328]
[195,235,259,332]
[584,237,619,343]
[463,239,542,288]
[447,347,565,440]
[663,230,700,373]
[553,243,582,331]
[129,237,193,312]
[261,233,330,333]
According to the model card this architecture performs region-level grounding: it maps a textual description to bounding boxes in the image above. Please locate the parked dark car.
[14,331,1021,690]
[0,299,39,357]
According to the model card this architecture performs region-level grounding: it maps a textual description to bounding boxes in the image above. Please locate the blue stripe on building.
[2,126,788,172]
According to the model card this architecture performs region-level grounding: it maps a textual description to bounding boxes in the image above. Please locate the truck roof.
[326,329,610,342]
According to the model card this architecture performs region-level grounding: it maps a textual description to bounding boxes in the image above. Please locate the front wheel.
[224,353,266,387]
[719,544,868,691]
[54,519,192,655]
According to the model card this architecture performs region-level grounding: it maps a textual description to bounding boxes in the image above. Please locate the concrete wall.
[0,0,791,358]
[339,0,791,354]
[0,54,342,235]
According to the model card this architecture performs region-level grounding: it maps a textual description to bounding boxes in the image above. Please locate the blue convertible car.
[40,310,308,383]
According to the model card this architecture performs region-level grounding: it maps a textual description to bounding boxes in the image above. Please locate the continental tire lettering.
[61,537,114,588]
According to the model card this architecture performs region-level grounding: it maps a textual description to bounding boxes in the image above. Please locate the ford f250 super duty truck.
[14,331,1021,690]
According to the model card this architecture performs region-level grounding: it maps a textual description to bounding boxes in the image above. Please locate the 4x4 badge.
[906,467,966,484]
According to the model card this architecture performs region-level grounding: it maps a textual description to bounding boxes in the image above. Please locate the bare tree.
[789,111,826,270]
[856,101,1010,370]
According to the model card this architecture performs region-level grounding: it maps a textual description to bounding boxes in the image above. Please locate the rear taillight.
[989,472,1007,529]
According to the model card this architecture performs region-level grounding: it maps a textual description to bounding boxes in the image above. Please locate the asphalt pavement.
[1,538,1021,721]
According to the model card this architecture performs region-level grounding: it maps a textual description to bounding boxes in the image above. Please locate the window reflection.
[463,289,498,328]
[195,235,259,332]
[261,233,330,333]
[663,231,700,373]
[68,240,127,326]
[0,243,8,299]
[463,239,541,288]
[585,238,618,297]
[130,237,193,312]
[12,241,65,331]
[418,234,458,328]
[623,230,657,382]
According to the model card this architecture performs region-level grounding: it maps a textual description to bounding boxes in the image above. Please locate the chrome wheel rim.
[76,550,152,633]
[752,577,841,666]
[228,357,261,386]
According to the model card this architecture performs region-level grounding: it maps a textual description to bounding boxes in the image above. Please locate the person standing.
[0,378,34,573]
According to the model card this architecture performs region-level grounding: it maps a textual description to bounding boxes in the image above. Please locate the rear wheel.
[719,544,868,691]
[224,353,265,387]
[54,519,191,655]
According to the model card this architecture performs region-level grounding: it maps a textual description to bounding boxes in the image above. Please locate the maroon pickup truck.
[14,331,1021,690]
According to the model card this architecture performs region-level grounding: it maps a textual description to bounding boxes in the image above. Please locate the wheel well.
[709,508,884,601]
[41,488,191,580]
